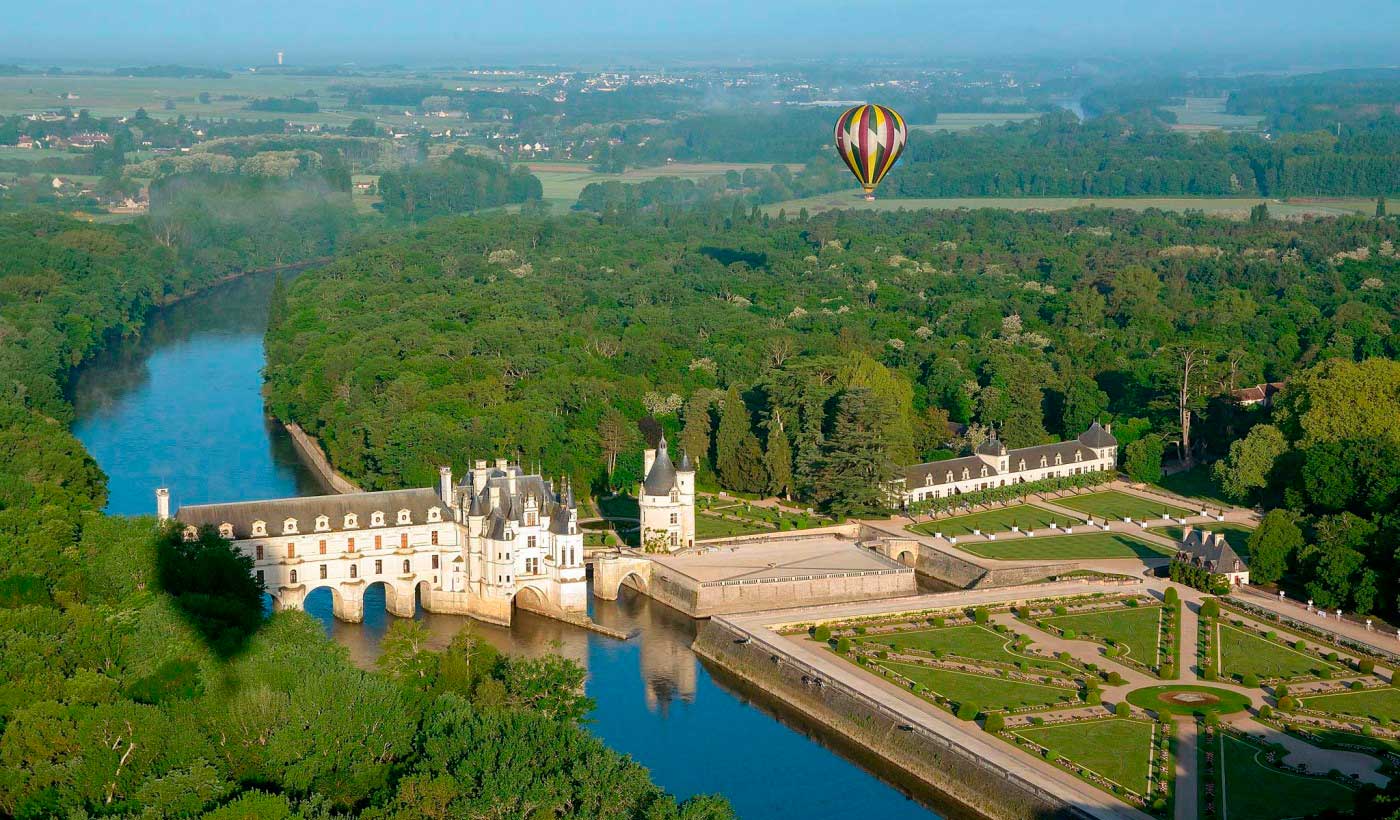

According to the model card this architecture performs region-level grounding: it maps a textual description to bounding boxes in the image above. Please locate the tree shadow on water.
[156,522,267,660]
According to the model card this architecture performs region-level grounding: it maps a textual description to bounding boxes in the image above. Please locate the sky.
[5,0,1400,67]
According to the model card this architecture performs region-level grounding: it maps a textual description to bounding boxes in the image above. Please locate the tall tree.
[1214,424,1287,502]
[1247,510,1303,586]
[812,388,899,515]
[1059,374,1108,437]
[1124,434,1165,484]
[764,412,794,499]
[715,386,766,493]
[679,394,714,474]
[597,408,631,479]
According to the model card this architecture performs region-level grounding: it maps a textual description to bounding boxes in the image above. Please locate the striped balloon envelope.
[833,104,908,199]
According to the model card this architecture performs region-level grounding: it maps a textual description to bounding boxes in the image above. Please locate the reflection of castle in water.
[639,617,698,713]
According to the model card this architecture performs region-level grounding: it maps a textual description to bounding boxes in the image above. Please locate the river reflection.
[71,269,952,818]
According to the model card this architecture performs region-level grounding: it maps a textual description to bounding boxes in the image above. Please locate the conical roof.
[643,435,679,495]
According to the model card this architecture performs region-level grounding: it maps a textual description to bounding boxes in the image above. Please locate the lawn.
[1053,491,1192,522]
[1151,465,1232,507]
[1126,685,1251,716]
[876,661,1077,710]
[861,624,1075,671]
[1042,606,1164,665]
[595,494,639,520]
[909,503,1080,538]
[1013,718,1156,795]
[1150,523,1254,558]
[695,513,771,539]
[1217,734,1355,820]
[953,532,1174,561]
[1216,623,1341,681]
[1301,687,1400,723]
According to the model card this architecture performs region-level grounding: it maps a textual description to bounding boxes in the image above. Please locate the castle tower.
[638,435,695,551]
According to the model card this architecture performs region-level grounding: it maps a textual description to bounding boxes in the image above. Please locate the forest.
[0,211,727,817]
[376,150,544,221]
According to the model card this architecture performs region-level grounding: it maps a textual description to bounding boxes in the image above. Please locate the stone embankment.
[282,421,362,494]
[694,617,1118,820]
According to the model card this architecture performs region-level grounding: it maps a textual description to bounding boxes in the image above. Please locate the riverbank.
[281,420,362,494]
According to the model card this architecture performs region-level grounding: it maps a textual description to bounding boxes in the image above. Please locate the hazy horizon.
[6,0,1399,69]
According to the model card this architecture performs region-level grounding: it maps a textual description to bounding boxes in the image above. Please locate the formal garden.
[1202,727,1359,819]
[1025,593,1180,678]
[952,531,1175,561]
[1051,491,1193,523]
[907,503,1078,539]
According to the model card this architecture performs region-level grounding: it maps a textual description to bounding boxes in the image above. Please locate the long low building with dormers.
[897,422,1118,506]
[163,458,586,625]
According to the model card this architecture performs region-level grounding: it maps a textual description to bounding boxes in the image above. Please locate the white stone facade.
[898,422,1118,506]
[637,436,695,551]
[166,458,586,626]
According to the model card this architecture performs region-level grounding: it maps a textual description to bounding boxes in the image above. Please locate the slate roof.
[457,464,576,537]
[176,488,447,539]
[643,436,689,496]
[1177,528,1247,574]
[1077,421,1117,448]
[903,433,1104,489]
[904,455,999,487]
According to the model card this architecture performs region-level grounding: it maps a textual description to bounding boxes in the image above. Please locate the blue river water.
[69,270,957,819]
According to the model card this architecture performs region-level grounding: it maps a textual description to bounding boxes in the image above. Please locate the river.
[70,270,962,819]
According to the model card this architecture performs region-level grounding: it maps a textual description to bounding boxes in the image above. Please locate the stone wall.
[694,619,1093,820]
[688,569,915,618]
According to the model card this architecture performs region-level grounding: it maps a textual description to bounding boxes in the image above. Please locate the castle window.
[315,515,330,532]
[350,565,358,578]
[670,532,679,546]
[524,511,537,527]
[371,511,385,527]
[375,535,383,549]
[527,535,536,549]
[218,522,234,539]
[286,543,295,559]
[397,509,411,525]
[427,507,441,523]
[255,544,264,560]
[432,555,439,569]
[319,540,327,555]
[402,559,410,574]
[400,533,408,549]
[344,513,358,529]
[347,537,355,552]
[252,520,267,536]
[431,530,439,545]
[319,564,327,580]
[374,560,382,574]
[256,570,264,584]
[282,518,298,535]
[670,489,679,502]
[289,569,297,584]
[670,513,678,525]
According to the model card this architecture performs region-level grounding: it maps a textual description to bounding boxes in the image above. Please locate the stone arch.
[895,549,916,567]
[512,584,558,616]
[617,571,649,597]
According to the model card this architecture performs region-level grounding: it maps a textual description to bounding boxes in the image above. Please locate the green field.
[527,161,794,211]
[1152,465,1232,506]
[1014,719,1156,795]
[1043,606,1163,665]
[1052,491,1191,522]
[1126,685,1251,716]
[877,661,1077,710]
[1162,97,1264,132]
[762,192,1380,220]
[1216,623,1340,681]
[1150,523,1255,558]
[1301,687,1400,723]
[695,513,770,539]
[1217,734,1355,820]
[908,112,1042,133]
[952,531,1174,561]
[909,503,1080,538]
[860,623,1075,671]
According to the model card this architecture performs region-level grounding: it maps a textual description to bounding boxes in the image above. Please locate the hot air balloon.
[833,104,908,200]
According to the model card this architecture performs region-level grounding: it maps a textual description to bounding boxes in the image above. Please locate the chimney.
[156,488,170,522]
[1181,524,1194,544]
[489,485,500,512]
[644,448,657,478]
[438,466,453,506]
[1214,531,1227,548]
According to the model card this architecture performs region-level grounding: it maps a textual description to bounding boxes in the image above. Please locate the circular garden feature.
[1126,685,1251,717]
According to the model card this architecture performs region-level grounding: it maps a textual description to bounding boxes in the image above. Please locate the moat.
[69,270,957,819]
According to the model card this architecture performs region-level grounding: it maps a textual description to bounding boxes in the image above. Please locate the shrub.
[1159,664,1175,679]
[1030,716,1046,726]
[1106,672,1124,686]
[1240,673,1260,688]
[1063,629,1078,640]
[927,616,944,627]
[1352,680,1367,691]
[973,607,989,624]
[1200,598,1220,619]
[1125,598,1139,608]
[1105,646,1119,658]
[957,702,979,720]
[1359,659,1376,675]
[1085,690,1102,705]
[812,625,831,642]
[1053,605,1068,616]
[1204,712,1221,727]
[983,712,1005,732]
[1115,702,1130,717]
[1294,639,1307,651]
[1258,704,1273,719]
[1277,696,1297,711]
[1163,587,1179,604]
[1275,684,1289,698]
[854,626,867,635]
[1203,666,1217,681]
[836,637,852,654]
[1058,652,1072,663]
[1325,651,1338,662]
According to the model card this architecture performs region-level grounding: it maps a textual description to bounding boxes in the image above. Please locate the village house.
[1175,526,1249,586]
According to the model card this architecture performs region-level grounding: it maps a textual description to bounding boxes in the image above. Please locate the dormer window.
[1074,451,1082,462]
[371,511,385,527]
[1054,453,1062,465]
[344,513,358,529]
[182,525,198,541]
[924,473,934,487]
[282,518,299,535]
[1039,456,1048,468]
[1018,459,1026,471]
[670,489,679,503]
[427,507,441,523]
[945,471,954,483]
[251,520,267,536]
[961,468,970,480]
[315,515,330,532]
[218,523,234,539]
[979,466,988,477]
[397,509,412,525]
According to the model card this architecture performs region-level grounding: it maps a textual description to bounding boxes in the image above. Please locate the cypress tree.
[680,395,713,475]
[765,414,794,499]
[716,386,767,493]
[812,388,899,515]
